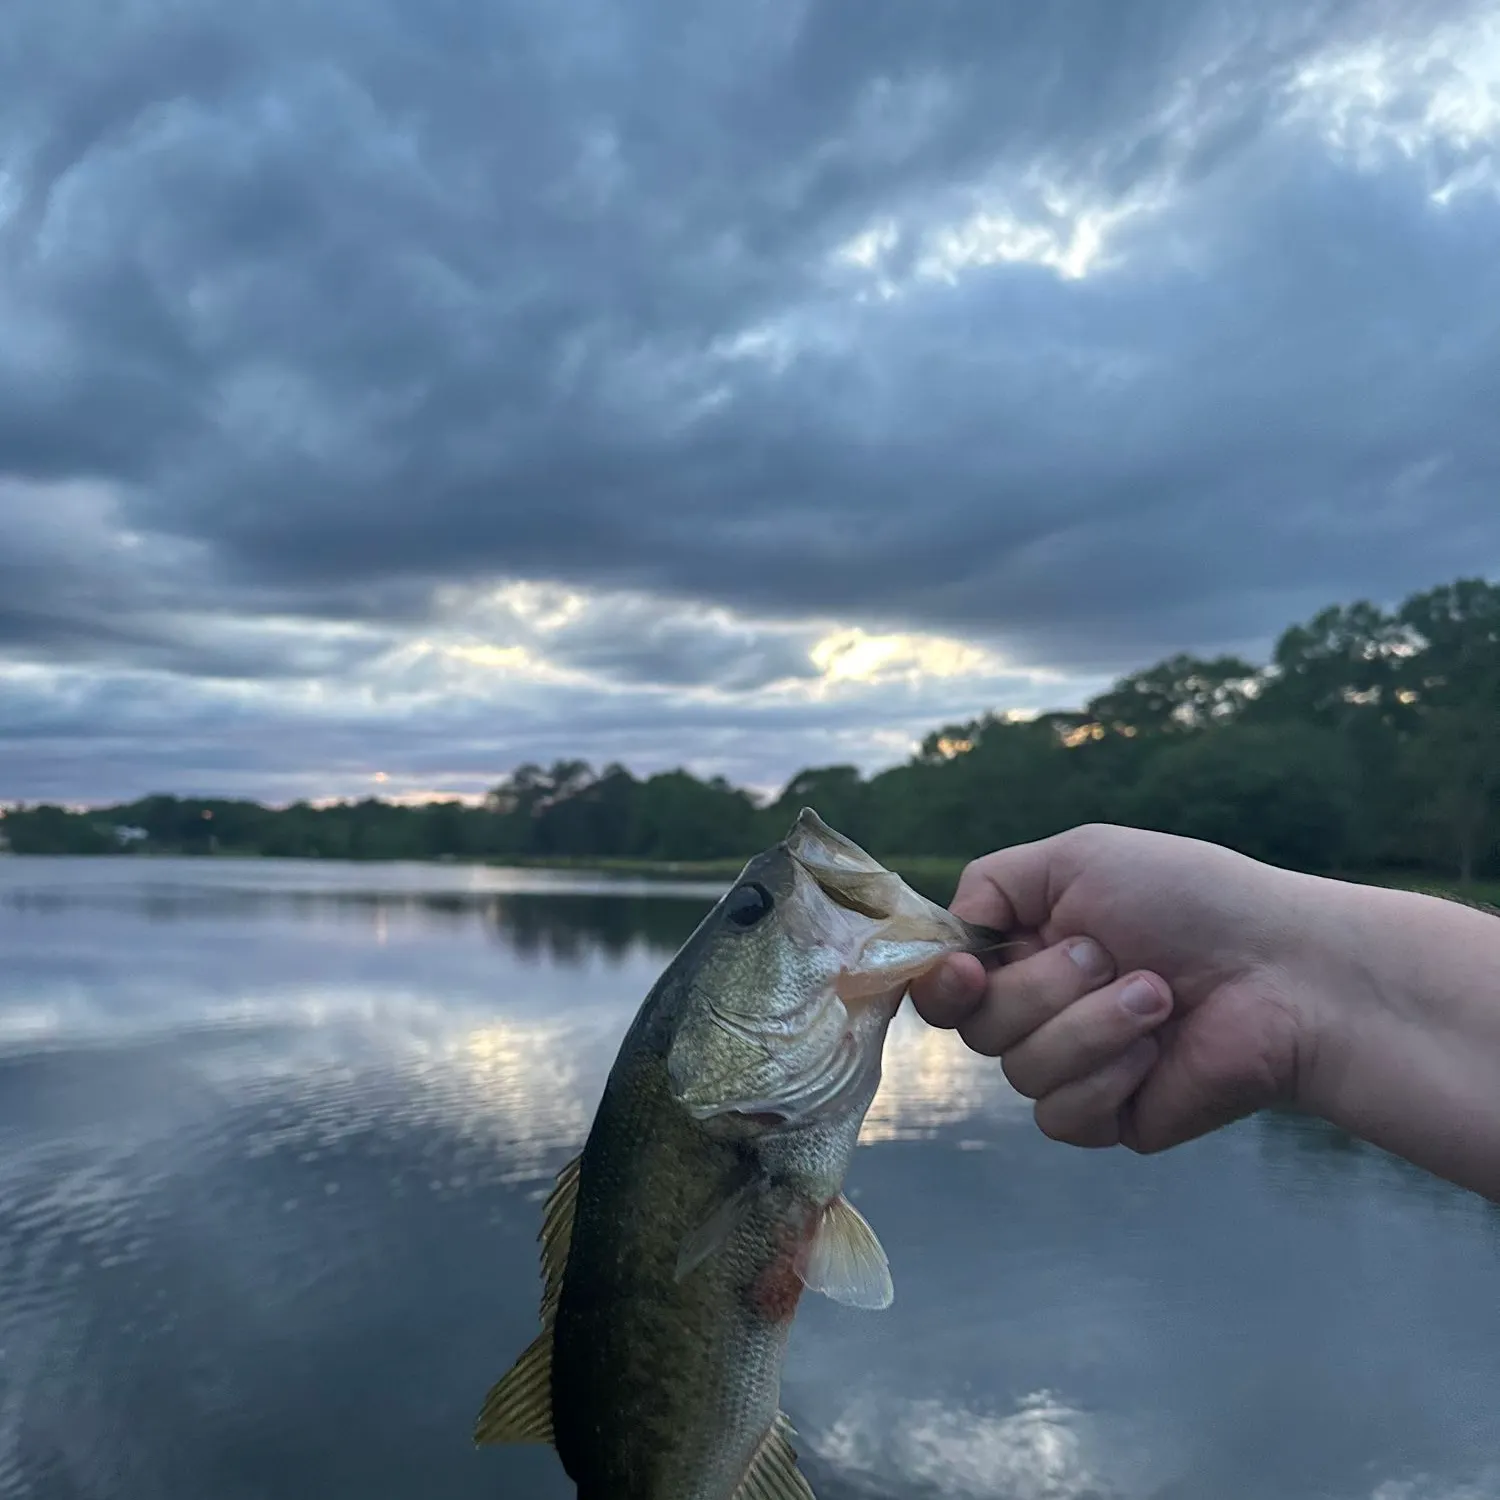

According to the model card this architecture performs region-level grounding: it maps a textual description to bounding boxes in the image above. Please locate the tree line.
[4,576,1498,881]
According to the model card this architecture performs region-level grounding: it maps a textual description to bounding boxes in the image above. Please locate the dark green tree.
[1123,723,1358,870]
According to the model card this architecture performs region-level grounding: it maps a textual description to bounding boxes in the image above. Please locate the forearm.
[1302,877,1500,1202]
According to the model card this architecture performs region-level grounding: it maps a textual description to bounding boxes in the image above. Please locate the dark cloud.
[1,0,1498,797]
[516,596,820,690]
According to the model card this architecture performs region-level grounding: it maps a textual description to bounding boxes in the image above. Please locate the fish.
[473,807,1008,1499]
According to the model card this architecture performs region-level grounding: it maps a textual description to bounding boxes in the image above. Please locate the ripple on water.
[0,992,612,1500]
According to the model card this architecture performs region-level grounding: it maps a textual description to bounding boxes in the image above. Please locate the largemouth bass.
[474,808,1005,1499]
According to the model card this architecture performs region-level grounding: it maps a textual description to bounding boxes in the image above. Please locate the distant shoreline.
[0,846,968,898]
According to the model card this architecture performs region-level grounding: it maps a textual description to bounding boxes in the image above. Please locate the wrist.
[1245,865,1368,1123]
[1289,875,1500,1199]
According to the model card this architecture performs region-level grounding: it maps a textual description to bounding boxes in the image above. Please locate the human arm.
[907,824,1500,1203]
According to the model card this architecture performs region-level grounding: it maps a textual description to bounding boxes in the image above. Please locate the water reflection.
[484,891,709,964]
[810,1390,1121,1499]
[1368,1474,1500,1500]
[1252,1104,1500,1215]
[2,857,1500,1500]
[861,1010,1032,1143]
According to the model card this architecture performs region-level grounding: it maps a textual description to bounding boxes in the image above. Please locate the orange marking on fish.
[749,1207,817,1323]
[750,1247,805,1322]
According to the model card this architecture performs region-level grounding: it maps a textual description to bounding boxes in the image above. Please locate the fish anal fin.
[796,1193,893,1310]
[733,1411,816,1500]
[473,1330,553,1446]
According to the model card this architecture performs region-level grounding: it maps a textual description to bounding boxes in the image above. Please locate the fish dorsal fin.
[473,1151,581,1447]
[733,1411,817,1500]
[797,1193,893,1310]
[539,1150,580,1317]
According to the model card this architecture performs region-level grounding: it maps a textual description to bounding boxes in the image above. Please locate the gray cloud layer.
[2,0,1499,800]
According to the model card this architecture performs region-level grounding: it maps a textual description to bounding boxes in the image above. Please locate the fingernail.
[1120,975,1167,1018]
[1065,937,1107,975]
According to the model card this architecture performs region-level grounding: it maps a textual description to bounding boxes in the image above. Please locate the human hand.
[908,824,1334,1152]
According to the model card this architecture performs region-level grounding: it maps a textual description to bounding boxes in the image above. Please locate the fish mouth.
[784,808,894,918]
[785,806,1009,954]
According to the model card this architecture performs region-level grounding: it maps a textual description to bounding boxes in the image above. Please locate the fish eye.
[723,881,774,929]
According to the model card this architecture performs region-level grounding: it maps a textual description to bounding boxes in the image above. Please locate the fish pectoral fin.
[796,1193,894,1310]
[473,1329,553,1446]
[675,1176,763,1283]
[733,1411,816,1500]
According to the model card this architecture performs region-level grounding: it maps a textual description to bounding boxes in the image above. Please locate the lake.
[1,856,1497,1500]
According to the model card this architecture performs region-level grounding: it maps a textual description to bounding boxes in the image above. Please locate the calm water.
[1,857,1497,1500]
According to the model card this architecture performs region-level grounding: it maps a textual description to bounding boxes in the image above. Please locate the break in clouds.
[2,0,1499,803]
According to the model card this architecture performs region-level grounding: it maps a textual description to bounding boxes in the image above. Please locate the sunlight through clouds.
[1288,10,1500,200]
[0,563,1116,804]
[916,181,1167,285]
[400,583,1067,707]
[808,626,998,684]
[831,188,1150,295]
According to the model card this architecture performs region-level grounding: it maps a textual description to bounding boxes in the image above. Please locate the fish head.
[665,807,1006,1134]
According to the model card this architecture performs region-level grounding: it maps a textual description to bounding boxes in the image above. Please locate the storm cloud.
[2,0,1498,802]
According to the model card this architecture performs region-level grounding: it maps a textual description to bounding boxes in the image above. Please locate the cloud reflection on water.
[862,1006,1031,1143]
[811,1388,1129,1500]
[1369,1474,1500,1500]
[0,857,1040,1165]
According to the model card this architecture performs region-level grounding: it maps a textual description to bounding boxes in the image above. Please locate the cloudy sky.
[2,0,1499,806]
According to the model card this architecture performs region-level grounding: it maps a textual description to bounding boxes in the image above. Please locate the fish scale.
[555,1038,814,1497]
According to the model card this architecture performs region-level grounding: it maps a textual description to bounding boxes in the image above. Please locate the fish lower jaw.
[679,1098,791,1128]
